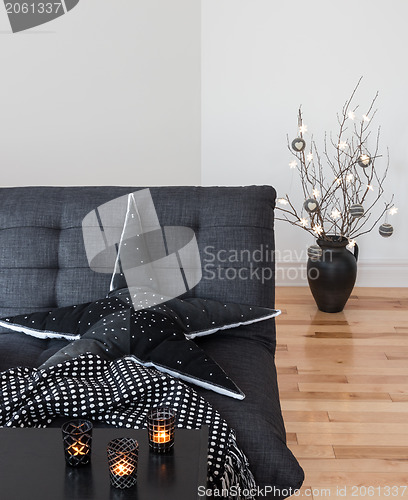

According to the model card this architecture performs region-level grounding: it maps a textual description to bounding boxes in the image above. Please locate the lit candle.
[107,438,138,489]
[113,462,134,477]
[62,419,93,467]
[147,407,175,453]
[68,443,87,456]
[153,428,171,444]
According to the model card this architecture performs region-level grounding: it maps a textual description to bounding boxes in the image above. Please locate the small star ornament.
[291,138,306,152]
[358,154,371,168]
[307,244,323,261]
[379,223,394,237]
[349,204,364,219]
[303,198,319,214]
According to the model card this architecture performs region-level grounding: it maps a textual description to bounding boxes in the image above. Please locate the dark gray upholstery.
[0,186,303,497]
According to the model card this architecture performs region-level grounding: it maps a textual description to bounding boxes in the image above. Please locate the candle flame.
[113,463,129,476]
[153,429,171,443]
[68,443,87,456]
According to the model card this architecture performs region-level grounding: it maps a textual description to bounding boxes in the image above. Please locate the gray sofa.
[0,185,304,498]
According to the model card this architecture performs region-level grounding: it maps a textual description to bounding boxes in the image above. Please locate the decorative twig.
[276,79,395,244]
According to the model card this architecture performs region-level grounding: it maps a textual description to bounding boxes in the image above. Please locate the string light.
[331,209,341,220]
[335,177,342,185]
[277,198,289,206]
[307,153,313,162]
[299,218,309,227]
[346,173,354,182]
[348,111,355,120]
[299,124,308,134]
[347,239,357,249]
[366,184,374,191]
[289,160,297,169]
[389,206,398,215]
[312,188,321,198]
[362,114,370,122]
[338,141,348,150]
[313,224,323,236]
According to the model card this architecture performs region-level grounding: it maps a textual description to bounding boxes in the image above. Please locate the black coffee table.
[0,427,208,500]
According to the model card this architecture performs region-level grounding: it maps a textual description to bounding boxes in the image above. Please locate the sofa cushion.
[0,333,69,371]
[195,330,305,495]
[0,186,276,326]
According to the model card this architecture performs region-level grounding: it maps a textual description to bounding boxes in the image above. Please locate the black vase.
[307,236,359,313]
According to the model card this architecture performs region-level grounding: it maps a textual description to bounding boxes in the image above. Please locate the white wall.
[202,0,408,286]
[1,1,407,285]
[0,0,201,186]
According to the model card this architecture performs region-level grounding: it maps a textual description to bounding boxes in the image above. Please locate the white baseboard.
[275,260,408,287]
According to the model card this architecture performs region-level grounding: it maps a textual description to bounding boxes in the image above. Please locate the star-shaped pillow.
[0,296,244,399]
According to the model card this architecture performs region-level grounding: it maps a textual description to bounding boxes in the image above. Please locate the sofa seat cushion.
[0,332,69,371]
[194,330,304,494]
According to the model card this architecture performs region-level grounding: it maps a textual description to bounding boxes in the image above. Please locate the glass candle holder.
[107,438,138,489]
[147,407,175,453]
[62,419,93,467]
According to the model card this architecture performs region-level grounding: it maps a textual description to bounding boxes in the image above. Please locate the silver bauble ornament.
[349,204,364,219]
[379,223,393,237]
[307,244,323,261]
[291,138,306,152]
[303,198,319,214]
[358,154,372,168]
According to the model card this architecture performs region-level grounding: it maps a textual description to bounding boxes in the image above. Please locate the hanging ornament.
[303,198,319,214]
[358,154,371,168]
[379,223,393,237]
[291,138,306,152]
[349,204,364,219]
[307,244,323,261]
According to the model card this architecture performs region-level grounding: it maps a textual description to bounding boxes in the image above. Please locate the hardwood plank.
[390,394,408,402]
[334,445,408,459]
[282,411,329,422]
[286,432,298,445]
[286,422,408,435]
[278,345,389,360]
[294,365,408,375]
[301,458,408,472]
[298,383,408,394]
[277,381,299,391]
[328,411,408,423]
[276,366,298,374]
[346,375,408,384]
[297,433,408,446]
[283,374,348,383]
[278,360,408,370]
[305,471,408,486]
[281,391,391,401]
[281,401,408,412]
[281,336,408,346]
[288,445,335,458]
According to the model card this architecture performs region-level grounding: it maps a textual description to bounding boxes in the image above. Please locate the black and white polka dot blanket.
[0,353,256,498]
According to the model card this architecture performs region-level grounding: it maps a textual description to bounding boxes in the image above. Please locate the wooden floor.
[275,287,408,499]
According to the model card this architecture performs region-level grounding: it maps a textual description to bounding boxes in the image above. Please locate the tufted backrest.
[0,186,276,326]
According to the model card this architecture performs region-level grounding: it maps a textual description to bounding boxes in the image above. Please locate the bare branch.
[278,79,394,243]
